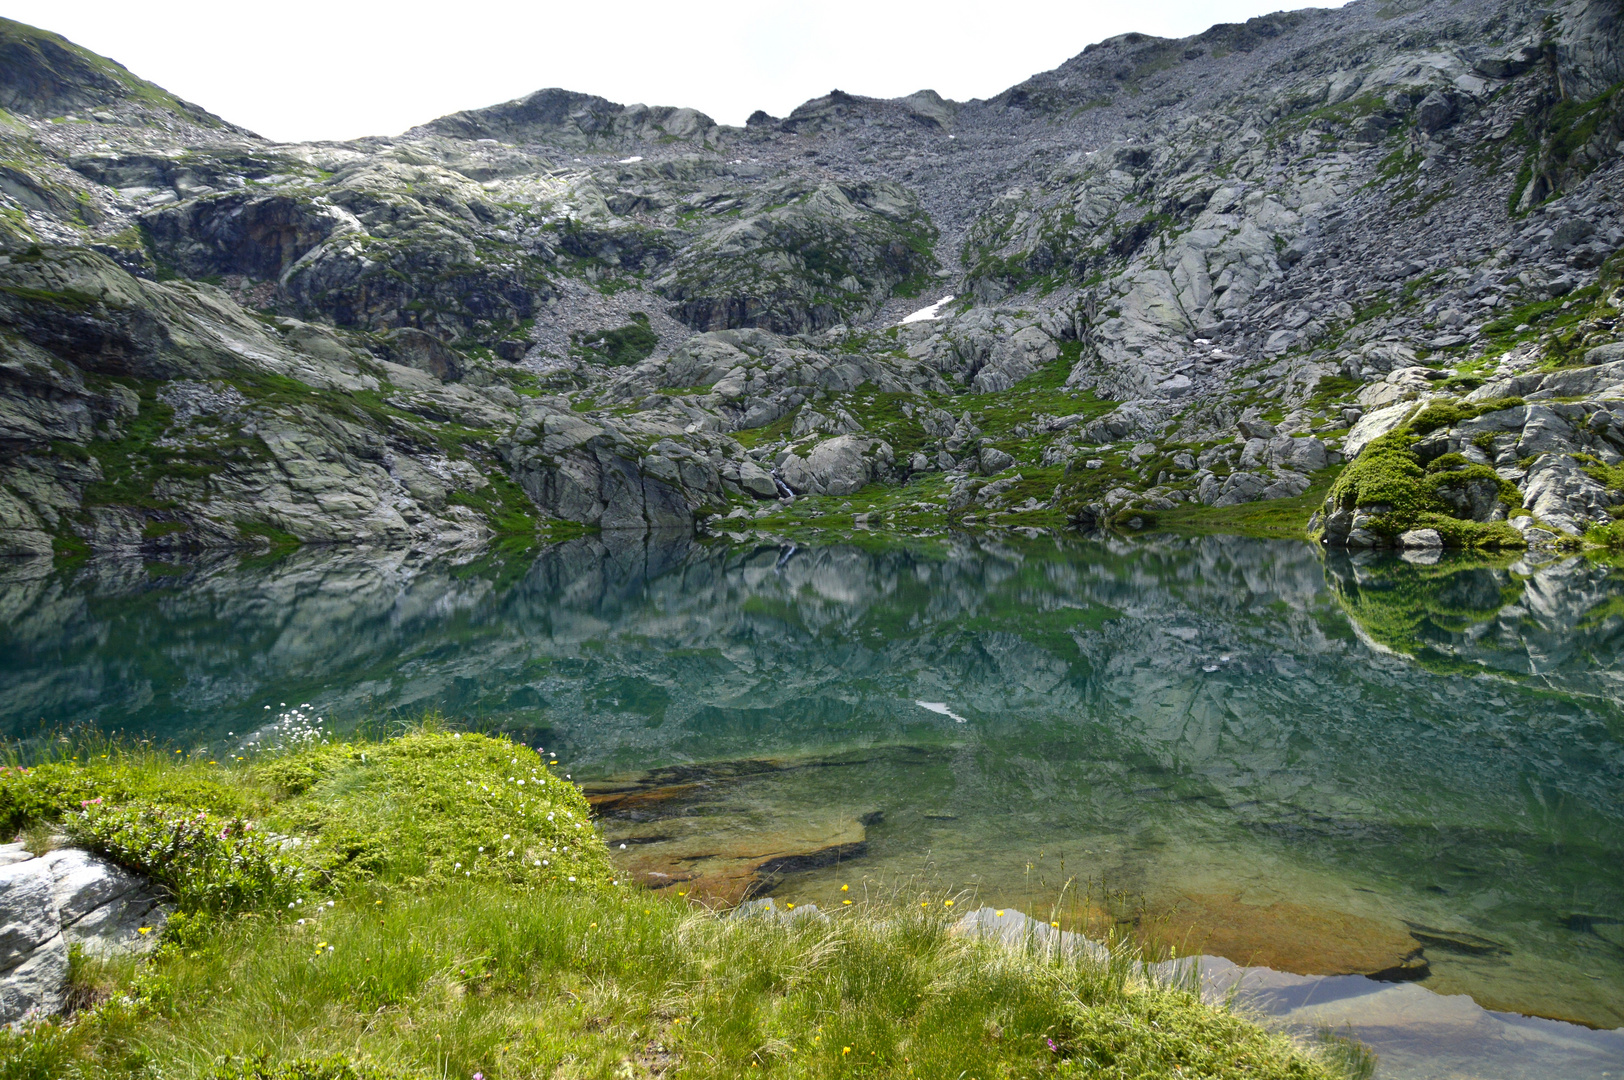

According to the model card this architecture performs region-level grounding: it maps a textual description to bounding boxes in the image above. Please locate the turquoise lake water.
[2,533,1621,1036]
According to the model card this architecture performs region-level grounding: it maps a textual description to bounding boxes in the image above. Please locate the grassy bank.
[1138,468,1341,541]
[1,729,1356,1080]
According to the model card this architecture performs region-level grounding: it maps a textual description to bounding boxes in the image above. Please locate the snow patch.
[916,701,968,723]
[618,155,644,164]
[901,295,955,324]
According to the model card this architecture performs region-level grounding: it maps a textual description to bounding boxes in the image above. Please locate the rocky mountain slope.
[2,0,1623,559]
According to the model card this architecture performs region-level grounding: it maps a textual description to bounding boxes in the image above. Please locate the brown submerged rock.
[588,766,872,904]
[1157,892,1428,980]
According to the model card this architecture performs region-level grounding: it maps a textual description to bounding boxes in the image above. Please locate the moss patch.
[1321,431,1524,548]
[1150,467,1344,540]
[570,313,658,367]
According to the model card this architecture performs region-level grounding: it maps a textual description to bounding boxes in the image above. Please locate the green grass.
[1148,467,1345,540]
[570,314,659,367]
[0,729,1352,1080]
[1587,521,1624,551]
[446,472,541,547]
[13,884,1341,1080]
[257,731,611,893]
[234,520,302,558]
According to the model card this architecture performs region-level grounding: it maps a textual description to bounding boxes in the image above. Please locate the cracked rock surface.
[0,842,168,1025]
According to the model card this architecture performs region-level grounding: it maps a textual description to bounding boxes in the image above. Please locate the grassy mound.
[1317,426,1526,549]
[258,733,612,892]
[0,731,1356,1080]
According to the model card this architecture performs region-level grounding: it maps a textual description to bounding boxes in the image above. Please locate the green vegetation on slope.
[0,730,1353,1080]
[570,313,660,366]
[1304,385,1537,551]
[1149,467,1344,540]
[0,17,225,126]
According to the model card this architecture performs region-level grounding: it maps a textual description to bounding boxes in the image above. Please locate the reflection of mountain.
[2,535,1623,1025]
[1324,549,1624,701]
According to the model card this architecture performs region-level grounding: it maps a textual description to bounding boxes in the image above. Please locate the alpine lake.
[3,530,1622,1063]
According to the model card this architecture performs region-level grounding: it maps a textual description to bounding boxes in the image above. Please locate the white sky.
[8,0,1350,142]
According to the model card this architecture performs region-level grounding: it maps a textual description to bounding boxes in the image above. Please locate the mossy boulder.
[1315,430,1525,550]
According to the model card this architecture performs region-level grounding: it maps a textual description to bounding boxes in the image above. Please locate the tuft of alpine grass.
[21,885,1345,1080]
[256,730,615,892]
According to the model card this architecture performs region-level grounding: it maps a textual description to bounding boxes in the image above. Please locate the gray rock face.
[500,404,700,530]
[1521,454,1618,535]
[780,435,894,496]
[418,88,717,148]
[4,0,1624,548]
[139,192,357,281]
[0,858,66,1025]
[382,328,465,383]
[42,849,167,958]
[0,847,170,1025]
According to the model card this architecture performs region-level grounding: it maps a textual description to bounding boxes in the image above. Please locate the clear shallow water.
[2,535,1622,1040]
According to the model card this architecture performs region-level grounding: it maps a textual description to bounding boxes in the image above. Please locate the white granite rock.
[43,849,168,957]
[0,849,172,1024]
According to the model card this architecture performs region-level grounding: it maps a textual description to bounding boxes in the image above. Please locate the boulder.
[979,446,1016,474]
[734,460,779,499]
[1,849,173,1025]
[0,859,67,1025]
[1238,418,1277,440]
[1213,471,1268,507]
[1261,471,1311,500]
[1585,343,1624,366]
[1398,528,1444,548]
[1415,91,1458,134]
[1269,436,1329,473]
[43,850,167,957]
[779,435,893,496]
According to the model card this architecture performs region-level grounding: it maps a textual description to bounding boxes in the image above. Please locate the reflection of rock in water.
[1324,548,1624,700]
[2,533,1623,1026]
